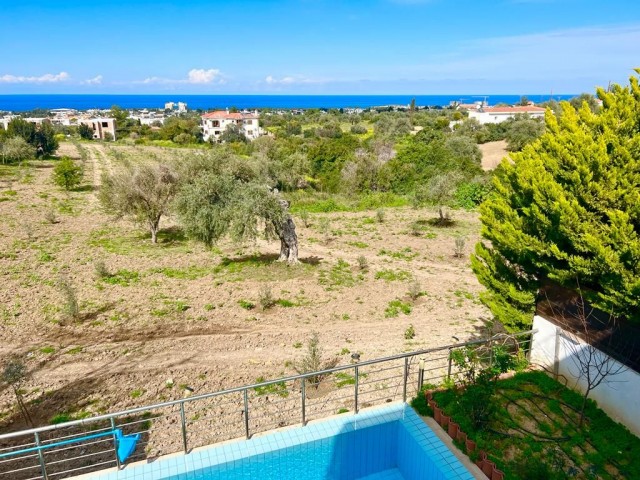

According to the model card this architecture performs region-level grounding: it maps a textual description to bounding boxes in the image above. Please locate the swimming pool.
[89,403,474,480]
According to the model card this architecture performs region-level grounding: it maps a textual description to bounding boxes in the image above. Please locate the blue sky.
[1,0,639,94]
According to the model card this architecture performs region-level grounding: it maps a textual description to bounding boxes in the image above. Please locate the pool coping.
[419,416,485,480]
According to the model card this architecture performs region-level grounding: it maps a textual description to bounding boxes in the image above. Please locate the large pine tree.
[472,71,640,331]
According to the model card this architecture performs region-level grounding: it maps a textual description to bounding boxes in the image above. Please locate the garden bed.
[412,371,640,479]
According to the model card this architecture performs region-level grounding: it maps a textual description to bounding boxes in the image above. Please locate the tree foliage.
[53,156,83,190]
[1,136,35,164]
[5,118,58,157]
[99,161,179,243]
[174,151,299,261]
[473,72,640,331]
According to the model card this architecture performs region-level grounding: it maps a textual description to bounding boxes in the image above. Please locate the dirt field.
[0,142,490,431]
[480,140,509,170]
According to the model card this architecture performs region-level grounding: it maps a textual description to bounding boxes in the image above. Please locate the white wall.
[531,315,640,436]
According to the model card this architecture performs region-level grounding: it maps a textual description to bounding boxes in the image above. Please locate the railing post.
[447,348,453,380]
[354,365,359,414]
[109,418,122,470]
[402,357,409,402]
[301,378,307,426]
[34,432,48,480]
[180,402,188,454]
[243,389,250,439]
[417,358,425,392]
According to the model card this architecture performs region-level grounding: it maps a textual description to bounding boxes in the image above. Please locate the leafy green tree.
[34,121,59,156]
[569,93,600,113]
[1,136,35,164]
[6,118,36,145]
[53,156,83,190]
[78,123,94,140]
[6,118,57,157]
[504,115,544,152]
[472,73,640,331]
[99,161,179,243]
[174,154,299,263]
[220,123,248,143]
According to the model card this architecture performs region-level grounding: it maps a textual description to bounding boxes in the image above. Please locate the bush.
[53,156,83,190]
[350,124,368,134]
[259,285,276,310]
[58,275,79,321]
[454,180,491,209]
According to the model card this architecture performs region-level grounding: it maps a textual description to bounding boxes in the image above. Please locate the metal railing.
[0,330,535,479]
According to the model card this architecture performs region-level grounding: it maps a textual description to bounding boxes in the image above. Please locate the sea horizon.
[0,93,577,112]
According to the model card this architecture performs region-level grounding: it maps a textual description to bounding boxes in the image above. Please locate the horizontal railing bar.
[42,437,112,455]
[0,442,37,453]
[0,452,39,464]
[44,448,114,466]
[0,331,536,440]
[47,459,114,477]
[0,463,40,474]
[40,426,112,444]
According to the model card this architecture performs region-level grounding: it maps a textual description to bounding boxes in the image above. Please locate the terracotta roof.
[202,110,258,120]
[481,106,546,113]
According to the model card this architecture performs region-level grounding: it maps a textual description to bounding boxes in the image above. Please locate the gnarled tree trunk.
[277,200,299,264]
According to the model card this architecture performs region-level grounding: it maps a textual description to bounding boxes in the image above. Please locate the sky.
[1,0,640,95]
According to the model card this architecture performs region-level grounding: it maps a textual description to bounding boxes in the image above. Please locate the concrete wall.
[531,315,640,436]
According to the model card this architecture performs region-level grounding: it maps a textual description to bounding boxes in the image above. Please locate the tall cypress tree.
[472,71,640,331]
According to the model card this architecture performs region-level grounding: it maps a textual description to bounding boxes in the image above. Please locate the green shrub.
[238,300,255,310]
[53,156,83,190]
[385,299,412,318]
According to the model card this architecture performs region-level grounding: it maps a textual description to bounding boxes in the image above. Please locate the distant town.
[0,97,579,142]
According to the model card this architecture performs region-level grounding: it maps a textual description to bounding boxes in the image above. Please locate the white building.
[201,110,261,142]
[77,118,117,141]
[468,106,546,124]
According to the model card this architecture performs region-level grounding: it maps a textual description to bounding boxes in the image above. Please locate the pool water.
[91,403,474,480]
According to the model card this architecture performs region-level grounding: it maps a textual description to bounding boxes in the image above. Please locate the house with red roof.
[468,105,546,124]
[201,109,262,142]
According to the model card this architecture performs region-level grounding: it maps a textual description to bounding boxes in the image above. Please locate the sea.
[0,94,577,112]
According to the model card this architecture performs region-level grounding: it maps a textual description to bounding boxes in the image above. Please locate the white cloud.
[187,68,221,84]
[82,75,103,85]
[139,68,224,85]
[0,72,70,84]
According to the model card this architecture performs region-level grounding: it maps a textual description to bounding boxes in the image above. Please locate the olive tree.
[99,161,179,243]
[174,152,299,263]
[1,136,35,164]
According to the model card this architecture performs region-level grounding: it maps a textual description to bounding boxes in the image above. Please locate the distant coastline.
[0,94,577,112]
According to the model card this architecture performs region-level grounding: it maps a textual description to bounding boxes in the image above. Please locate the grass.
[213,255,315,282]
[129,389,145,399]
[150,265,212,280]
[378,247,419,261]
[253,377,289,397]
[286,191,408,214]
[238,299,255,310]
[88,227,193,256]
[101,269,140,286]
[39,346,56,354]
[384,299,412,318]
[318,259,361,290]
[420,371,640,480]
[375,269,412,282]
[334,371,368,388]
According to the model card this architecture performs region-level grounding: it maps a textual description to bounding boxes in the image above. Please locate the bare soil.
[0,142,490,431]
[479,140,509,170]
